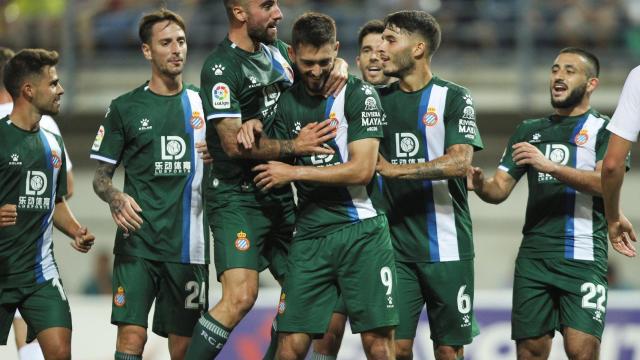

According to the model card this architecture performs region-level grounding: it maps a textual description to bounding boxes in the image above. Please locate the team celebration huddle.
[1,0,638,359]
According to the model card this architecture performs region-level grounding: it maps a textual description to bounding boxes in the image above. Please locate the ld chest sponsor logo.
[395,132,419,158]
[155,136,191,176]
[538,143,570,182]
[310,150,335,166]
[19,171,51,211]
[161,136,186,160]
[26,171,48,196]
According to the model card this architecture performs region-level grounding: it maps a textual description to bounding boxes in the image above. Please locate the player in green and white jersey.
[311,19,397,360]
[0,48,95,360]
[185,2,349,359]
[374,11,483,360]
[90,10,210,360]
[251,12,398,360]
[469,48,614,359]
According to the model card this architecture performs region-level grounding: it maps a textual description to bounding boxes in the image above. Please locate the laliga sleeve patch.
[212,83,231,109]
[92,125,105,151]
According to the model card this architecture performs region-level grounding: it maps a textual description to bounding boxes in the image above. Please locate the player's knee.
[277,343,305,360]
[45,343,71,360]
[434,345,462,360]
[315,329,343,355]
[395,344,413,360]
[117,326,147,354]
[365,341,393,360]
[362,329,394,360]
[565,342,599,360]
[228,288,257,315]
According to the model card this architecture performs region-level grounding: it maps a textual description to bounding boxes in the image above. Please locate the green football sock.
[185,312,231,360]
[114,351,142,360]
[310,353,337,360]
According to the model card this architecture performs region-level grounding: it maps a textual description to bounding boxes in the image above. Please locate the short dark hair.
[0,47,15,90]
[358,20,385,49]
[384,10,441,57]
[291,12,336,50]
[559,47,600,78]
[138,8,186,44]
[223,0,245,19]
[3,48,59,99]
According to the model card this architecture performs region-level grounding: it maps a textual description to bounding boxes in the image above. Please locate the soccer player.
[251,12,398,360]
[90,9,209,360]
[185,1,348,358]
[0,48,95,360]
[0,48,75,200]
[1,47,77,360]
[375,11,483,360]
[356,19,395,87]
[601,66,639,258]
[311,19,396,360]
[469,48,614,359]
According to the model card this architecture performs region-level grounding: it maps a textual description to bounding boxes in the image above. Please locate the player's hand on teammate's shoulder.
[0,203,17,227]
[294,119,337,155]
[196,141,213,164]
[608,213,637,258]
[466,166,485,191]
[70,226,95,253]
[512,142,557,173]
[252,161,294,192]
[323,57,349,98]
[237,119,263,149]
[109,192,143,233]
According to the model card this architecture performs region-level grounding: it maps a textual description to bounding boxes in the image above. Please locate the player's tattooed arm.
[377,144,473,180]
[93,161,143,231]
[221,117,336,159]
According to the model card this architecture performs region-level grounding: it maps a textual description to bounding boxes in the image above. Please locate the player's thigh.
[511,258,559,341]
[555,259,607,341]
[20,278,72,344]
[394,261,424,341]
[337,215,399,334]
[277,237,337,335]
[264,200,295,283]
[0,289,19,345]
[208,200,272,278]
[111,255,159,328]
[153,263,209,337]
[421,260,479,346]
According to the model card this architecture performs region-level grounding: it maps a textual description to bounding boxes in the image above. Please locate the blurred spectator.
[82,250,113,295]
[4,0,65,50]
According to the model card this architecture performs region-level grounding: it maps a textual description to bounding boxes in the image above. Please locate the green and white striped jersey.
[90,83,208,265]
[0,116,67,287]
[499,109,614,262]
[375,77,483,263]
[273,75,384,240]
[201,37,294,200]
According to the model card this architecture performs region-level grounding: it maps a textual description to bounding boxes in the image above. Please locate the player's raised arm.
[92,161,143,232]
